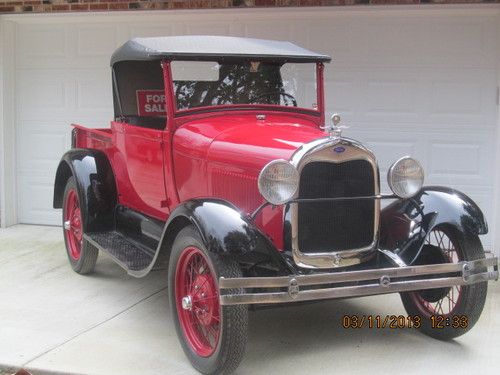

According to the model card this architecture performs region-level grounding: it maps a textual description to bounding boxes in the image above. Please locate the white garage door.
[7,8,499,249]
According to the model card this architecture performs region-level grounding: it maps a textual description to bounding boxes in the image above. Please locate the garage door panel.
[351,19,423,65]
[17,72,68,116]
[348,128,493,186]
[303,19,352,56]
[186,22,233,36]
[76,25,119,58]
[244,21,291,41]
[325,67,496,127]
[425,135,494,186]
[364,77,420,119]
[17,69,112,121]
[75,70,113,111]
[324,16,498,69]
[17,124,70,173]
[425,69,497,124]
[363,140,417,173]
[128,24,174,38]
[429,142,481,177]
[17,174,61,225]
[17,24,68,62]
[424,19,498,69]
[326,71,361,118]
[17,24,115,69]
[429,80,483,115]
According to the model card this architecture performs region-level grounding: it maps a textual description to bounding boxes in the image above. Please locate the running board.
[84,231,156,275]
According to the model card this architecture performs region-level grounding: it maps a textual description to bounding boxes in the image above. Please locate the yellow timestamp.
[430,315,469,329]
[342,315,422,329]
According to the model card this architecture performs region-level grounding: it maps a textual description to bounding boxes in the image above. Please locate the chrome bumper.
[219,257,498,306]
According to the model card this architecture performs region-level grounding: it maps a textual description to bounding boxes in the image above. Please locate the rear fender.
[379,186,488,265]
[53,149,117,232]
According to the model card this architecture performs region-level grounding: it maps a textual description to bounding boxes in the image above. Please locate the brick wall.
[0,0,498,14]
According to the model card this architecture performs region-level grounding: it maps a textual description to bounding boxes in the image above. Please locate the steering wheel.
[248,91,297,107]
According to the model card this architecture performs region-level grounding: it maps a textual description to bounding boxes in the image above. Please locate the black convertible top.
[110,35,331,66]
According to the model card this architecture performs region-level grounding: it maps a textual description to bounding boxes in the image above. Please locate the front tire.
[62,176,98,274]
[169,226,248,375]
[401,225,487,340]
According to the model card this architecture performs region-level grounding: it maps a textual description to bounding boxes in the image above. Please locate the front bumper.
[219,256,498,306]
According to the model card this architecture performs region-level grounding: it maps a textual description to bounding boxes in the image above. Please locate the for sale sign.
[136,90,166,116]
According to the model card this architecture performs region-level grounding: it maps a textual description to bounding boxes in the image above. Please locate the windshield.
[171,61,317,112]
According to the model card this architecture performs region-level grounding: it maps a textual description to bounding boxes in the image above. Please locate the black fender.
[154,199,292,275]
[379,186,488,265]
[53,149,117,232]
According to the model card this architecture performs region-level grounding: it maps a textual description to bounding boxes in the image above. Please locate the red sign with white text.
[136,90,166,116]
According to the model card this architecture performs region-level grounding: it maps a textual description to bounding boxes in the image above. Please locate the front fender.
[379,186,487,264]
[157,199,292,274]
[53,149,117,232]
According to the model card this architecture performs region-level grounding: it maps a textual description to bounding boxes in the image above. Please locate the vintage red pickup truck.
[53,36,498,374]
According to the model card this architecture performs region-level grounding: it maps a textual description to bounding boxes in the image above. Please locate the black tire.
[168,226,248,375]
[62,176,98,274]
[401,225,487,340]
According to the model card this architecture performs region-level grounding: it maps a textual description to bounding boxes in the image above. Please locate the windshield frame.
[162,60,325,120]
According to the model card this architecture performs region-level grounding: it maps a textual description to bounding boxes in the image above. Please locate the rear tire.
[400,225,487,340]
[62,176,98,274]
[169,226,248,374]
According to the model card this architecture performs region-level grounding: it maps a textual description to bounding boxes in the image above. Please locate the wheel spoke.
[413,228,465,317]
[175,246,221,357]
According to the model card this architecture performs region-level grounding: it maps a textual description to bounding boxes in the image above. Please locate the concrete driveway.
[1,225,499,375]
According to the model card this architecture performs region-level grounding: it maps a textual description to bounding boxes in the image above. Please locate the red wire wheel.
[400,225,488,340]
[175,246,221,357]
[408,227,463,316]
[169,226,248,374]
[63,188,83,261]
[62,176,98,274]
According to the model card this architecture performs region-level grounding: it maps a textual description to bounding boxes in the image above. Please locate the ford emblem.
[334,146,345,153]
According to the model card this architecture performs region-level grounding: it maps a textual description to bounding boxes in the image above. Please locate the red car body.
[74,109,325,251]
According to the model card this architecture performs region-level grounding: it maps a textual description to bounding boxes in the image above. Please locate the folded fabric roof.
[110,35,331,66]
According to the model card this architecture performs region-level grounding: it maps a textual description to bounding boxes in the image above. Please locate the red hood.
[172,111,326,245]
[204,112,325,171]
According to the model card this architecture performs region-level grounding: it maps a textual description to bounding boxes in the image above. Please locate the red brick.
[255,0,276,5]
[299,0,322,5]
[109,2,128,9]
[172,1,190,7]
[52,3,69,9]
[22,0,41,4]
[276,0,298,5]
[322,0,358,4]
[0,5,15,11]
[370,0,418,3]
[70,3,89,10]
[89,2,108,9]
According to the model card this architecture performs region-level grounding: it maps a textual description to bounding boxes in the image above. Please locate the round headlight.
[387,156,424,199]
[258,160,299,205]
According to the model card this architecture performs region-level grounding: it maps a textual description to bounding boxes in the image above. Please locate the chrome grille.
[289,137,380,269]
[297,160,375,253]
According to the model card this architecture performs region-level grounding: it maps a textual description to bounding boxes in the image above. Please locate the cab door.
[113,121,168,220]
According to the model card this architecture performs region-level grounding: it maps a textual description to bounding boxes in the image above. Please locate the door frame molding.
[0,19,17,227]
